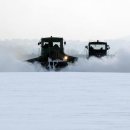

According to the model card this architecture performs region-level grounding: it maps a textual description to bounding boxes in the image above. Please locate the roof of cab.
[89,40,107,45]
[41,36,63,42]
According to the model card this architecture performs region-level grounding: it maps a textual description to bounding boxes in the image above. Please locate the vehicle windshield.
[53,42,60,47]
[90,44,106,50]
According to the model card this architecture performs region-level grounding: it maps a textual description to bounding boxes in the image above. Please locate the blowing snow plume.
[0,39,130,72]
[0,39,46,72]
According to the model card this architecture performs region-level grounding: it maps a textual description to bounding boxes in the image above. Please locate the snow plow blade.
[27,56,68,70]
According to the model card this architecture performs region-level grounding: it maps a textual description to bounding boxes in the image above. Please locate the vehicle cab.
[85,40,110,58]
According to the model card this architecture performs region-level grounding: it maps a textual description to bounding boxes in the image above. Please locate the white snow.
[0,39,130,72]
[0,73,130,130]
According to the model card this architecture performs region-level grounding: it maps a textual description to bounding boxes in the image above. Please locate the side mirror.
[85,46,88,49]
[38,42,41,45]
[107,45,110,50]
[64,41,66,45]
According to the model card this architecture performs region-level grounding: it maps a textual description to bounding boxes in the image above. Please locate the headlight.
[63,56,68,61]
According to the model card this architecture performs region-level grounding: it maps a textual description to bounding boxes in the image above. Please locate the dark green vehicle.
[85,40,110,58]
[27,36,78,69]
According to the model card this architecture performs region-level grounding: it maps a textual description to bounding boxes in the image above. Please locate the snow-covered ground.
[0,73,130,130]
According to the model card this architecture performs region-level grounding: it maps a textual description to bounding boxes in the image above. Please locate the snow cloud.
[0,38,130,72]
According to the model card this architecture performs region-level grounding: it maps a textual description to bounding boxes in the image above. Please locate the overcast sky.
[0,0,130,40]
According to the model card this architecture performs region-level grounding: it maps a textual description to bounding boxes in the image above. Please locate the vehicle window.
[90,44,105,50]
[53,42,60,47]
[44,42,49,45]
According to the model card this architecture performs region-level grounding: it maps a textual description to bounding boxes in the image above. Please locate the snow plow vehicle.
[27,36,78,69]
[85,40,110,58]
